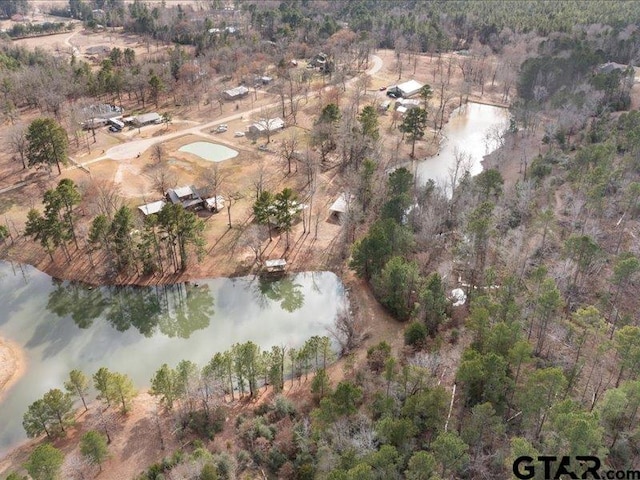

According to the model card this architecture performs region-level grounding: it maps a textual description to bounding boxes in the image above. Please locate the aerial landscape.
[1,0,640,478]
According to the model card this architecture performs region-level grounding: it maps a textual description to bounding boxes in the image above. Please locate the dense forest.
[1,0,640,479]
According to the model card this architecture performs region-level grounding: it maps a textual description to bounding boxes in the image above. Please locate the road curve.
[367,54,383,75]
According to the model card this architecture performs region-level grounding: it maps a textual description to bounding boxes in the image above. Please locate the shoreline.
[0,336,26,402]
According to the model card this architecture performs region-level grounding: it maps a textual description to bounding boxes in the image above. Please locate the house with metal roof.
[222,86,249,100]
[166,186,204,210]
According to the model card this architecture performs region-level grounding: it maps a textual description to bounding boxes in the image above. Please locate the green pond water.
[179,141,239,162]
[0,261,345,453]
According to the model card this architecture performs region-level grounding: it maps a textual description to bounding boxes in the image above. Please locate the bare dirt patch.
[0,336,25,402]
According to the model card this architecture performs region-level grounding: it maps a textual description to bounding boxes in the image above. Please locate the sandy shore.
[0,336,26,401]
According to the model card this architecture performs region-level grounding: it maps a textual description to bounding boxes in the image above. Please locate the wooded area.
[1,0,640,479]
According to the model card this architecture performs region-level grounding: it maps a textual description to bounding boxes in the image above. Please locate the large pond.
[416,102,508,186]
[0,261,345,453]
[179,141,239,162]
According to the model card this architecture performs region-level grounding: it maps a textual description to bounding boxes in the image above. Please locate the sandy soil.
[0,337,26,402]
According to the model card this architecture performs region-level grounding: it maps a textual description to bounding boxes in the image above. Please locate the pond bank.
[0,337,25,401]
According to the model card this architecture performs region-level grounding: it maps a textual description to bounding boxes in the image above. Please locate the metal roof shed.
[138,200,166,216]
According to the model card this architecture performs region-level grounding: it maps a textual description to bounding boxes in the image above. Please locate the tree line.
[22,174,207,276]
[10,334,335,480]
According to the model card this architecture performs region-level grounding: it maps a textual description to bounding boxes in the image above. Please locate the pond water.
[179,141,239,162]
[0,261,345,453]
[416,102,508,186]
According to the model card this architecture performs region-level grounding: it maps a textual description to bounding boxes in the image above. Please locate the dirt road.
[82,55,384,165]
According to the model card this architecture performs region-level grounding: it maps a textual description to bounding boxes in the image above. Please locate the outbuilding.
[248,117,285,136]
[138,200,166,216]
[204,196,225,212]
[262,259,287,277]
[133,112,162,127]
[329,193,353,222]
[387,79,424,98]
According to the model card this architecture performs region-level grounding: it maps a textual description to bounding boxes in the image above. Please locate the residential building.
[222,86,249,100]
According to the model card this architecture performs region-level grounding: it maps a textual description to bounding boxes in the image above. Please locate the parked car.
[386,91,399,98]
[109,125,121,132]
[234,131,245,137]
[215,124,228,133]
[258,144,268,151]
[379,86,387,91]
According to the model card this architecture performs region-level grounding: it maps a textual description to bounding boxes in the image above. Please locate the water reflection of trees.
[46,280,214,338]
[47,280,108,328]
[156,283,214,338]
[105,283,214,338]
[104,286,162,336]
[256,276,305,313]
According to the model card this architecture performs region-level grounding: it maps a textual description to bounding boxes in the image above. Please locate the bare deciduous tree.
[239,223,269,265]
[280,131,299,175]
[84,179,124,219]
[8,123,27,169]
[329,303,363,355]
[251,161,269,201]
[202,164,226,211]
[152,168,177,197]
[151,144,165,164]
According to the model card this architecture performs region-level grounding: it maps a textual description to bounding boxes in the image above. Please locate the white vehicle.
[215,124,228,133]
[234,131,245,137]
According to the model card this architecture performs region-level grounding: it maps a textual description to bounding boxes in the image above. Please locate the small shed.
[204,196,225,212]
[329,193,352,222]
[138,200,166,216]
[263,259,287,276]
[378,100,391,113]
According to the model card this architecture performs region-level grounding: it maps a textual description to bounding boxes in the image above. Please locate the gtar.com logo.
[513,456,601,479]
[513,456,640,480]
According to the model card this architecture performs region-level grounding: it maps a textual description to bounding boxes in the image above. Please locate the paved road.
[83,54,384,165]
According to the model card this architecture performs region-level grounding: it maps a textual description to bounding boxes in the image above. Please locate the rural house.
[222,86,249,100]
[132,112,162,127]
[166,186,204,210]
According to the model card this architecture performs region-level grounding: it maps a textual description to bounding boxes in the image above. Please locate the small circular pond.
[179,141,239,162]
